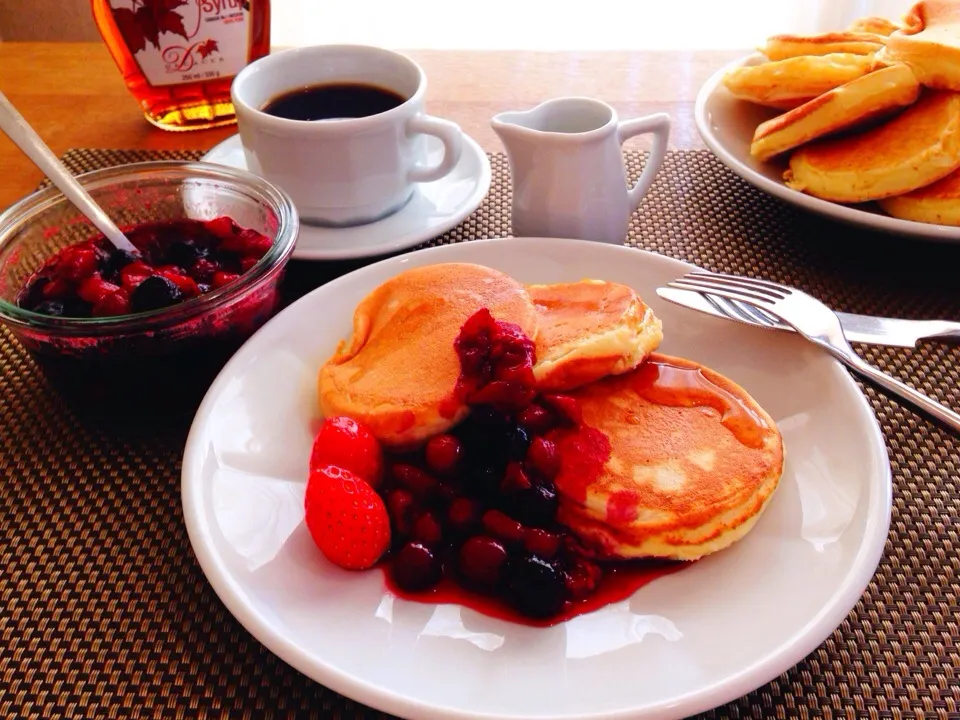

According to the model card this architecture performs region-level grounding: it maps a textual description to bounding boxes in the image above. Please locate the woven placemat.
[2,148,959,720]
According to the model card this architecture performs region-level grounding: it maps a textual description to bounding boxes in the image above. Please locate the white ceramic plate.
[181,237,891,720]
[202,133,491,261]
[695,54,960,243]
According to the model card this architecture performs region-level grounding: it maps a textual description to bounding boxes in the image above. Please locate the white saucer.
[182,238,891,720]
[695,54,960,243]
[202,133,492,261]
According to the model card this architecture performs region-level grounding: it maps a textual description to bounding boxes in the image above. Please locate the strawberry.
[310,416,383,487]
[77,275,121,304]
[204,216,239,241]
[304,464,391,570]
[191,258,218,283]
[55,246,98,281]
[92,289,131,317]
[120,261,153,290]
[211,271,240,289]
[540,394,583,425]
[156,268,200,297]
[41,277,73,300]
[218,227,273,255]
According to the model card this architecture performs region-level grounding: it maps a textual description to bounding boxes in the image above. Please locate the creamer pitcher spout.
[490,108,541,147]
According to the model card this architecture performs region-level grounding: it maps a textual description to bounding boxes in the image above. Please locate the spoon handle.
[0,91,137,253]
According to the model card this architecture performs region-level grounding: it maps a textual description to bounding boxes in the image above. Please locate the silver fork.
[703,294,786,329]
[668,270,960,435]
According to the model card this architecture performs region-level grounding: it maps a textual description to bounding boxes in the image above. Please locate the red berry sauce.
[17,217,272,318]
[376,308,688,626]
[11,217,285,423]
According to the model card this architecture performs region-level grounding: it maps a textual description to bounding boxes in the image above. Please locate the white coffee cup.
[231,45,464,227]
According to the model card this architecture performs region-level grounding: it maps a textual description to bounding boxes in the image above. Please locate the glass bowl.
[0,160,299,423]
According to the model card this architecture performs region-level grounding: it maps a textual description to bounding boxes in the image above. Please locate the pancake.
[879,167,960,224]
[881,1,960,92]
[760,31,886,61]
[785,89,960,203]
[750,63,920,161]
[318,263,538,448]
[552,354,784,561]
[723,53,880,110]
[848,16,902,36]
[527,280,663,392]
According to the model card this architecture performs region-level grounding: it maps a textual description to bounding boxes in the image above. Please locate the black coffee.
[262,82,406,121]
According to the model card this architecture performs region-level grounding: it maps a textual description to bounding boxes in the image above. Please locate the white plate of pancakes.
[181,237,891,720]
[696,5,960,242]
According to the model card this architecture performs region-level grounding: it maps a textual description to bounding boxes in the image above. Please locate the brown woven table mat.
[2,148,959,719]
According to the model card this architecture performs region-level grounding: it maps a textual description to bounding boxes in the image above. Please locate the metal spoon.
[0,90,138,253]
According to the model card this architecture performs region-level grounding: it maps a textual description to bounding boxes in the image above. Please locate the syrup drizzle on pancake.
[631,356,771,449]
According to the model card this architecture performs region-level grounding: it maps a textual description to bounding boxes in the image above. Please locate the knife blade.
[655,287,960,349]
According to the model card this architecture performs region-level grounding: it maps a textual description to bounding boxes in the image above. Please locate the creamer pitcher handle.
[618,113,671,211]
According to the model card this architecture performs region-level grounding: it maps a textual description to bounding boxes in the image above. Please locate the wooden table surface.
[0,42,744,210]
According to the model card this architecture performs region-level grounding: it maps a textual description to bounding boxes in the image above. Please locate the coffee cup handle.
[618,113,671,211]
[406,115,464,183]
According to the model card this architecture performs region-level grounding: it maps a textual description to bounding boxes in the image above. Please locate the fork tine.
[667,279,779,309]
[703,293,749,321]
[686,269,792,296]
[706,294,757,323]
[731,298,783,327]
[683,272,786,300]
[713,295,780,328]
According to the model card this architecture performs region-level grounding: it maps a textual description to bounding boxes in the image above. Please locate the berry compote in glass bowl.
[0,161,298,423]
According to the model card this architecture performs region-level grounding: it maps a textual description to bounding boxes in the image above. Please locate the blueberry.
[507,483,558,528]
[503,424,531,461]
[31,298,91,318]
[166,240,206,268]
[20,277,50,309]
[62,298,93,318]
[455,406,504,449]
[466,461,503,498]
[130,275,184,313]
[102,249,140,277]
[32,299,66,317]
[503,553,567,618]
[470,405,509,428]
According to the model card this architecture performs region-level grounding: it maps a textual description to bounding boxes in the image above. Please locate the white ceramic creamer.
[492,97,670,244]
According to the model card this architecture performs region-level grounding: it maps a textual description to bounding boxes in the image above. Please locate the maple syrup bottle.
[91,0,271,131]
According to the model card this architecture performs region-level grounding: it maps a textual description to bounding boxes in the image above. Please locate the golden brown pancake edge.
[553,353,784,562]
[527,279,663,392]
[750,62,920,161]
[784,89,960,202]
[318,262,538,448]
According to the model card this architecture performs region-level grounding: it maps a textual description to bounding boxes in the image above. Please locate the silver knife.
[655,287,960,349]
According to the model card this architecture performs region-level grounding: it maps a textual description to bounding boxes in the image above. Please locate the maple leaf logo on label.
[111,0,191,54]
[196,39,219,59]
[106,0,252,88]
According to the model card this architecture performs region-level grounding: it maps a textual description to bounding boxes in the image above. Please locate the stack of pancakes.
[318,263,784,562]
[723,0,960,225]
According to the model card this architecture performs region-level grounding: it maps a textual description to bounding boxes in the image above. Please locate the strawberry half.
[309,416,383,488]
[304,464,391,571]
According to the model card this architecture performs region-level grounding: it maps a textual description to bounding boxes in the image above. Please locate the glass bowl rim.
[0,160,299,335]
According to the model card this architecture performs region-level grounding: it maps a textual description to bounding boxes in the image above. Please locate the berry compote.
[17,217,271,318]
[10,217,286,424]
[377,309,685,626]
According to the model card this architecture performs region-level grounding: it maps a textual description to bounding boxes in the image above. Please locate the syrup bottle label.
[108,0,254,88]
